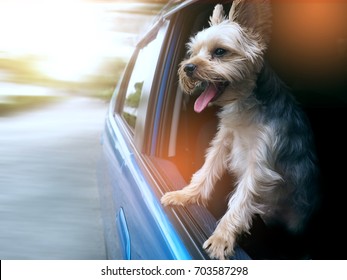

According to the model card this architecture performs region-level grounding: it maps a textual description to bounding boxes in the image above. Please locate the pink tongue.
[194,83,218,113]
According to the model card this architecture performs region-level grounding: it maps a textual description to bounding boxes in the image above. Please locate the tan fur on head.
[209,1,272,45]
[178,1,272,107]
[209,4,226,26]
[229,0,272,45]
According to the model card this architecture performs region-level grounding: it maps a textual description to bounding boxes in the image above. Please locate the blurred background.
[0,0,165,259]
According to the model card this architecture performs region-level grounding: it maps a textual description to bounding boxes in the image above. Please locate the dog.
[161,0,319,259]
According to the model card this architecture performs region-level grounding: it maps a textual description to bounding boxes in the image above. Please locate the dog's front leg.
[203,170,259,259]
[203,140,283,259]
[161,127,232,207]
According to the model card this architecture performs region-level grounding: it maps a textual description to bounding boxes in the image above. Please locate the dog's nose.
[184,63,196,77]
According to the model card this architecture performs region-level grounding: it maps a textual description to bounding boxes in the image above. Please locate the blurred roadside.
[0,0,164,115]
[0,0,165,259]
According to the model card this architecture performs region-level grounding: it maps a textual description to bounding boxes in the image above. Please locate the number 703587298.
[193,266,249,276]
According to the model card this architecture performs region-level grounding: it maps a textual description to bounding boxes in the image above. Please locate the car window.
[118,20,170,151]
[152,5,216,180]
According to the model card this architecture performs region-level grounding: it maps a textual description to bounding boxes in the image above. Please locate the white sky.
[0,0,137,81]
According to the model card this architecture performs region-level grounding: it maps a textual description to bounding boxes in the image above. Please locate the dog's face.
[179,1,272,112]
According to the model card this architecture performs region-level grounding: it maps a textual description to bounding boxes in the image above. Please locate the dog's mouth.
[193,81,229,113]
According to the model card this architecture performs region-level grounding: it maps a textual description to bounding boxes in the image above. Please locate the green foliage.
[0,95,64,116]
[0,55,127,114]
[0,56,127,98]
[125,82,143,107]
[122,112,136,128]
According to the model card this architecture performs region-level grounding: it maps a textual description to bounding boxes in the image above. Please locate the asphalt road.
[0,97,108,259]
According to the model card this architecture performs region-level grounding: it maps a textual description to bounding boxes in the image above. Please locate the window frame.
[114,20,171,153]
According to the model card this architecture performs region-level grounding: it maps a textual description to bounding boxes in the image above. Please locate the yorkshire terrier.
[161,0,319,259]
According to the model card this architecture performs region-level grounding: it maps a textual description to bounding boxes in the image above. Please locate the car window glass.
[120,21,169,133]
[119,21,170,154]
[121,51,147,129]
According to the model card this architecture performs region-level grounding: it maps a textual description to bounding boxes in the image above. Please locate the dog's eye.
[213,48,227,57]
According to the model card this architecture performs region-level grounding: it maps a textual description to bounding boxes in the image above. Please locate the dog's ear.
[229,0,272,44]
[209,4,226,26]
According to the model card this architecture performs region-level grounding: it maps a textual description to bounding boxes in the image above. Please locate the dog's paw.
[161,190,189,206]
[203,232,235,260]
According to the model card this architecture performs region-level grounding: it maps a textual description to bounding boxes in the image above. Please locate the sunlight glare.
[0,0,110,81]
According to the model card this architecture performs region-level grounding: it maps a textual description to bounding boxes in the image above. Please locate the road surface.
[0,97,108,259]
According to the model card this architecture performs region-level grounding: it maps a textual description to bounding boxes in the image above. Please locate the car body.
[97,0,347,259]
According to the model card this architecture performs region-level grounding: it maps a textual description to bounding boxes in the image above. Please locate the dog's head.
[179,0,272,112]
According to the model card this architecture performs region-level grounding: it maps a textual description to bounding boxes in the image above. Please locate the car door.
[98,16,194,259]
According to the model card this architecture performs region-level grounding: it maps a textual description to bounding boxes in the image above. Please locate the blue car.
[98,0,347,259]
